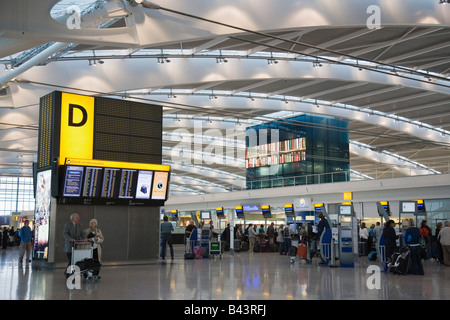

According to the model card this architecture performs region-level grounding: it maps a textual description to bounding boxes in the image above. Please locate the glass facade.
[246,115,349,188]
[0,177,35,219]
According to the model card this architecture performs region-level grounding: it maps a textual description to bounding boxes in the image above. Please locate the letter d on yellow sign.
[59,93,95,165]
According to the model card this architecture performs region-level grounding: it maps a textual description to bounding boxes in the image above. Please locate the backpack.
[284,227,290,237]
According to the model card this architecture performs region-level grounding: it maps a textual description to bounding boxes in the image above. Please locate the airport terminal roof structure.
[0,0,449,196]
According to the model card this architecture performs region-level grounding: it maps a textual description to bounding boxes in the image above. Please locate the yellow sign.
[343,192,353,201]
[235,206,243,210]
[65,158,170,171]
[284,204,293,208]
[59,93,95,165]
[314,203,324,208]
[261,205,270,209]
[216,207,224,211]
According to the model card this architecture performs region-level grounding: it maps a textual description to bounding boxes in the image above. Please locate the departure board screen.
[62,166,84,197]
[101,168,120,198]
[82,167,103,198]
[119,169,138,199]
[58,159,170,205]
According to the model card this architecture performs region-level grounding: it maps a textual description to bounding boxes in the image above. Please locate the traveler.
[435,222,444,264]
[277,224,284,254]
[317,213,330,238]
[185,220,196,245]
[266,222,275,245]
[2,227,8,249]
[437,221,450,266]
[383,220,397,262]
[420,220,432,260]
[404,219,424,275]
[360,223,369,256]
[283,224,292,255]
[299,225,308,240]
[63,213,87,276]
[19,220,33,264]
[160,215,174,260]
[84,219,104,262]
[248,224,257,252]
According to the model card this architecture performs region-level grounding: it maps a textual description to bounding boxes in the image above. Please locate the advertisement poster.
[135,170,154,199]
[151,171,169,200]
[34,169,52,260]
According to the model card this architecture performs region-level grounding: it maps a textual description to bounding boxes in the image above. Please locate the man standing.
[438,221,450,266]
[63,213,86,273]
[383,220,397,262]
[19,220,32,264]
[161,215,174,260]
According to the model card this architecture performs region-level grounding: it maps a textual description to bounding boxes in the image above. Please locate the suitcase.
[253,241,261,253]
[184,252,195,260]
[389,247,410,275]
[261,240,270,253]
[289,245,297,256]
[234,239,241,252]
[297,243,308,259]
[193,246,203,259]
[75,258,101,276]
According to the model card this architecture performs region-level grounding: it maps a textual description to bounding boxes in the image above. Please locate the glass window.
[0,177,35,219]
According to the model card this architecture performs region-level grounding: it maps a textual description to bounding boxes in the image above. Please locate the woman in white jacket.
[360,222,369,256]
[85,219,104,262]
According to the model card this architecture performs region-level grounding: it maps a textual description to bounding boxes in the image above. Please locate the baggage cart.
[290,240,313,265]
[209,240,222,259]
[70,240,101,282]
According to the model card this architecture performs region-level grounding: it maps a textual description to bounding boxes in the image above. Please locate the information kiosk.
[338,203,356,268]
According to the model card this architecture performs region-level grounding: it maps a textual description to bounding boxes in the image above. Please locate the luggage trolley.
[290,238,312,264]
[70,240,101,282]
[209,240,222,259]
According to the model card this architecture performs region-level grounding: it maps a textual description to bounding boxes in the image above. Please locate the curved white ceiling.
[0,0,449,195]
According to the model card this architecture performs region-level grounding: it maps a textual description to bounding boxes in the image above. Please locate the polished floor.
[0,244,449,300]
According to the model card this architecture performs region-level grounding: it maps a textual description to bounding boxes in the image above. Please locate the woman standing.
[360,223,369,256]
[85,219,104,262]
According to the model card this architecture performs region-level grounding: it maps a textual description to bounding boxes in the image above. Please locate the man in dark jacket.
[383,220,397,262]
[404,219,424,275]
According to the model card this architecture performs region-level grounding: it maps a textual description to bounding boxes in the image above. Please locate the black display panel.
[135,170,154,199]
[101,168,121,198]
[262,205,272,218]
[62,166,84,197]
[284,204,295,217]
[58,163,169,206]
[119,169,138,199]
[216,207,225,218]
[235,206,245,218]
[82,167,103,198]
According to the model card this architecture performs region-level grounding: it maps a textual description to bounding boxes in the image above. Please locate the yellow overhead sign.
[65,158,170,172]
[343,192,353,201]
[59,93,95,165]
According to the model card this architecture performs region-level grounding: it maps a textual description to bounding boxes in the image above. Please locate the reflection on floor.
[0,244,449,300]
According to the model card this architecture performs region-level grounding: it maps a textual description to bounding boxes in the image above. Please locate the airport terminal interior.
[1,0,450,302]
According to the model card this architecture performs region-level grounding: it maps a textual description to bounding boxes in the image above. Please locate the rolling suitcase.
[297,242,308,259]
[389,247,410,275]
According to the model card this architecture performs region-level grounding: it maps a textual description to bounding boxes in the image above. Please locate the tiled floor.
[0,244,449,300]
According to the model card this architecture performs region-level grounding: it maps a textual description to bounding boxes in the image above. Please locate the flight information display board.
[58,158,170,206]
